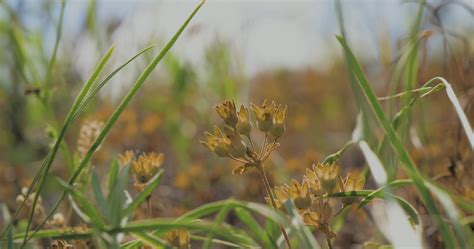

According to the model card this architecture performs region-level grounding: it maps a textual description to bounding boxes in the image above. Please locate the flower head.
[313,162,340,194]
[130,152,164,191]
[287,179,311,209]
[250,99,275,132]
[163,229,190,249]
[201,126,231,157]
[215,100,238,127]
[270,104,287,137]
[236,105,252,136]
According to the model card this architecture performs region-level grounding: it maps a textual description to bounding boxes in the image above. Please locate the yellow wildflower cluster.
[201,99,287,174]
[162,229,191,249]
[119,150,164,192]
[268,162,365,240]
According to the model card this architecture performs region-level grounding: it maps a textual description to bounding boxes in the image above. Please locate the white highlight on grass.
[435,77,474,150]
[359,140,424,249]
[358,140,387,185]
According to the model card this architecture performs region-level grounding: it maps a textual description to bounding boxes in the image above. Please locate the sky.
[8,0,473,96]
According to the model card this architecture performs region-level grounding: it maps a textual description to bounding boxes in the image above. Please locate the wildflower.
[76,120,104,159]
[201,126,231,157]
[287,179,311,209]
[236,105,252,136]
[119,150,135,165]
[313,162,340,194]
[163,229,190,249]
[304,168,321,194]
[223,126,247,158]
[131,152,164,191]
[270,104,287,138]
[265,185,289,211]
[339,172,365,205]
[250,99,275,132]
[215,100,238,127]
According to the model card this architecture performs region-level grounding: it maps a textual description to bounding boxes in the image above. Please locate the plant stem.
[146,196,152,218]
[258,165,292,249]
[326,237,333,249]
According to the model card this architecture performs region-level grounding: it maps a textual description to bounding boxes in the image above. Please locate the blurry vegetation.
[0,0,473,248]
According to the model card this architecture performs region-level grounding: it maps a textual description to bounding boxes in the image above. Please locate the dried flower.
[201,126,231,157]
[163,229,190,249]
[250,99,275,133]
[223,126,247,158]
[340,172,365,205]
[76,120,104,158]
[287,179,311,209]
[236,105,252,136]
[119,150,135,165]
[313,162,340,194]
[215,100,238,127]
[270,104,287,138]
[130,152,164,191]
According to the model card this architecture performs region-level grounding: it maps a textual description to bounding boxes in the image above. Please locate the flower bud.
[236,105,251,136]
[314,163,340,194]
[215,100,238,127]
[270,105,287,137]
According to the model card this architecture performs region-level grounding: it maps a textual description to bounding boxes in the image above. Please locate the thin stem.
[247,135,256,151]
[259,133,268,160]
[326,236,333,249]
[258,166,292,249]
[146,196,152,218]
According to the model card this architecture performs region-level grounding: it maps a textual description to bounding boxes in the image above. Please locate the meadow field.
[0,0,473,248]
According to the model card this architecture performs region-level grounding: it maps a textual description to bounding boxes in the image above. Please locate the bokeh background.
[0,0,472,248]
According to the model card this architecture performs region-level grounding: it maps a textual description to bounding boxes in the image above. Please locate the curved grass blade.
[426,182,474,247]
[123,170,163,217]
[234,207,277,249]
[57,178,105,229]
[131,231,171,248]
[4,44,115,242]
[25,0,206,243]
[337,35,457,248]
[91,167,107,215]
[282,200,320,249]
[43,0,66,98]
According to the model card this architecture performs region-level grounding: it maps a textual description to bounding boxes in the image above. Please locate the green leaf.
[26,1,205,240]
[107,165,130,227]
[123,170,163,218]
[57,178,105,229]
[283,200,320,249]
[91,167,107,216]
[108,158,120,195]
[337,35,457,248]
[234,207,277,249]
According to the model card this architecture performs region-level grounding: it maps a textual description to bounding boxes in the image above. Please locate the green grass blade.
[123,170,163,217]
[283,200,320,249]
[43,0,66,99]
[234,207,277,249]
[3,44,115,243]
[91,167,107,215]
[426,182,474,247]
[57,178,105,229]
[1,205,13,249]
[203,203,232,249]
[337,35,457,248]
[25,1,205,242]
[108,158,120,192]
[131,231,170,248]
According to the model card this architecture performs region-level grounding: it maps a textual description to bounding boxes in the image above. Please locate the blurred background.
[0,0,472,247]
